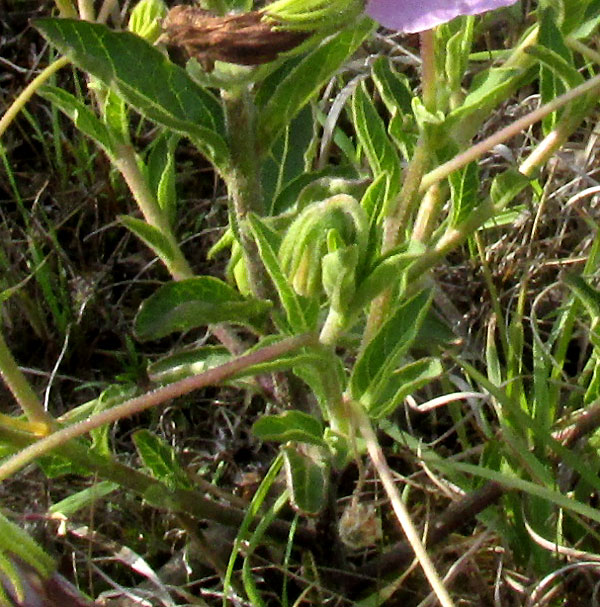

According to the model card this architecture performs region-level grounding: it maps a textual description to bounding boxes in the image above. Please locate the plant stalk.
[0,329,54,429]
[112,143,194,281]
[221,88,273,301]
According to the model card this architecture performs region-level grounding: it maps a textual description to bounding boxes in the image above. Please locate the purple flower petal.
[366,0,518,33]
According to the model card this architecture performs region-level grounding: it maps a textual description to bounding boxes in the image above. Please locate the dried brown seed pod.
[160,6,309,71]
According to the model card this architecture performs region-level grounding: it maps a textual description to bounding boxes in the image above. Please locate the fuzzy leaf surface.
[35,18,229,171]
[135,276,271,340]
[252,411,326,447]
[350,290,432,405]
[283,445,327,516]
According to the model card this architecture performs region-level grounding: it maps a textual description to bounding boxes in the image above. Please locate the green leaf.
[253,411,326,446]
[103,87,130,142]
[37,86,117,155]
[294,354,345,418]
[350,290,432,405]
[429,457,600,528]
[367,357,444,419]
[262,105,315,212]
[562,272,600,322]
[350,243,425,312]
[132,429,190,489]
[315,104,359,166]
[323,428,351,469]
[147,346,232,383]
[371,57,416,159]
[270,167,361,216]
[282,445,328,516]
[372,57,413,117]
[322,245,358,314]
[529,42,585,131]
[443,16,474,92]
[89,383,138,457]
[570,0,600,38]
[34,18,230,172]
[351,83,402,207]
[134,276,271,340]
[247,213,317,332]
[0,512,55,578]
[119,215,178,265]
[489,169,531,209]
[481,205,527,229]
[49,481,119,516]
[147,133,179,226]
[256,17,374,153]
[447,65,534,140]
[359,172,387,264]
[223,453,284,604]
[37,452,93,478]
[449,162,479,227]
[536,4,583,133]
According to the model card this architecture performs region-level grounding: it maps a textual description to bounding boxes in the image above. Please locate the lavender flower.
[366,0,518,33]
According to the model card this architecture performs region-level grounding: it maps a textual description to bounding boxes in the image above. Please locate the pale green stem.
[382,140,429,253]
[412,182,443,243]
[97,0,120,24]
[421,73,600,192]
[407,199,496,282]
[316,345,348,436]
[112,143,194,280]
[53,0,77,17]
[350,399,456,607]
[0,332,317,482]
[77,0,95,20]
[0,329,54,428]
[420,30,436,112]
[519,111,590,178]
[0,57,70,140]
[362,140,429,346]
[361,29,438,346]
[567,36,600,65]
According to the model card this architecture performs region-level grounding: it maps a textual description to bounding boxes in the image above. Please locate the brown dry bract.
[161,6,309,71]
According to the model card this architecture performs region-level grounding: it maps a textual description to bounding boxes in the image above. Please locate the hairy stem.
[221,88,273,301]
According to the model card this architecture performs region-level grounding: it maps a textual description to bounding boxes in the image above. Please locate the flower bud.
[279,194,368,298]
